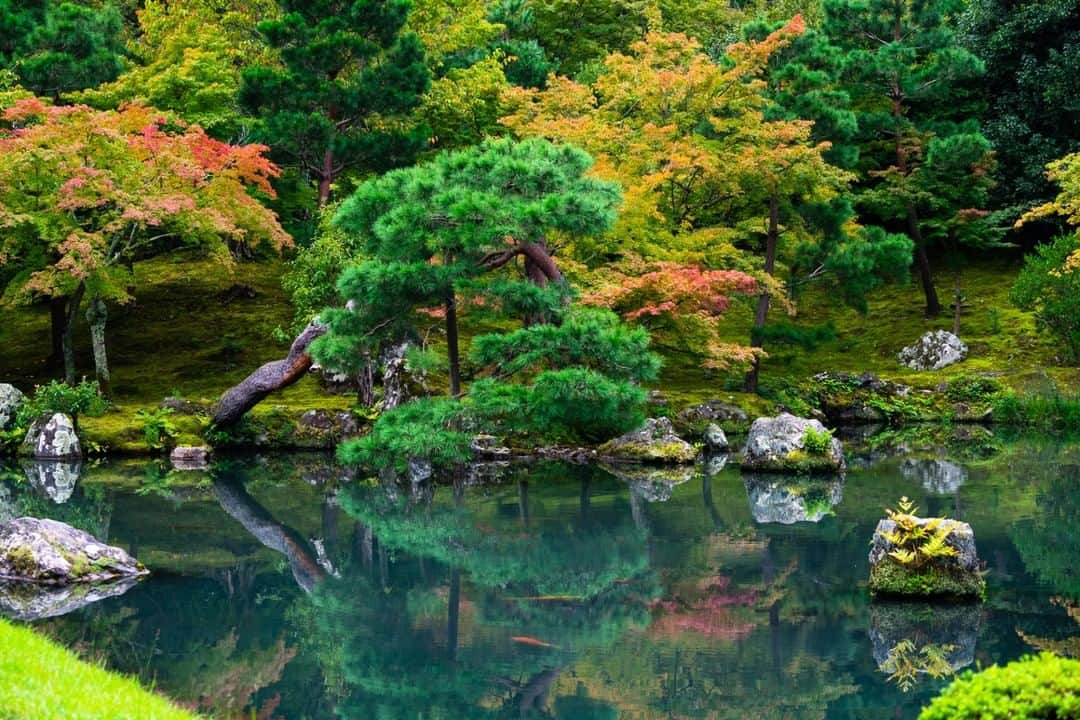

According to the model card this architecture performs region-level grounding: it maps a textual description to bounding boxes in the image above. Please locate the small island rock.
[703,423,729,452]
[898,330,968,371]
[598,417,697,464]
[0,517,147,584]
[21,413,81,459]
[869,515,984,599]
[0,384,24,430]
[741,412,845,473]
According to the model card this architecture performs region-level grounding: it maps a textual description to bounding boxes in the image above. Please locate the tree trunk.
[317,149,334,207]
[953,271,962,336]
[356,351,375,406]
[445,294,461,398]
[212,319,327,427]
[910,215,941,316]
[62,284,86,385]
[48,297,67,373]
[85,295,111,398]
[382,341,409,410]
[744,193,780,393]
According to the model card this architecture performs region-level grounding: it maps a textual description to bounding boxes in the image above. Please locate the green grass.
[0,618,200,720]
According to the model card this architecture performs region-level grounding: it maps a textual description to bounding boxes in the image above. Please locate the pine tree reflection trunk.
[447,569,461,661]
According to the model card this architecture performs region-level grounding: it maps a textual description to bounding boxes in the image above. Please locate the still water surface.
[0,434,1076,719]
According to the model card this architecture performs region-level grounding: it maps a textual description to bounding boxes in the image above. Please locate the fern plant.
[884,639,958,691]
[878,497,959,569]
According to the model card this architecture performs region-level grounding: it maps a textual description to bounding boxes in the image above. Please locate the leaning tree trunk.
[62,284,86,385]
[85,296,111,397]
[212,319,327,427]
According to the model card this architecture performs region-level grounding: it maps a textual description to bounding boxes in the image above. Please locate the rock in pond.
[869,515,984,599]
[743,474,844,524]
[0,383,24,430]
[898,330,968,371]
[170,445,212,471]
[741,412,845,473]
[0,517,146,584]
[703,423,729,452]
[674,400,749,436]
[20,413,81,459]
[598,417,697,463]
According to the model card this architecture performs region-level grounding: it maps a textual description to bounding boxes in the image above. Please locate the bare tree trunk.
[952,271,962,336]
[745,193,779,393]
[212,319,327,427]
[85,296,111,397]
[356,351,375,406]
[445,294,461,398]
[62,284,86,385]
[317,149,333,207]
[911,217,941,316]
[48,297,67,372]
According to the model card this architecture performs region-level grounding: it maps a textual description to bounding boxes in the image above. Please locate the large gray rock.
[898,330,968,371]
[674,400,749,436]
[868,514,984,598]
[741,412,845,473]
[599,417,697,463]
[0,517,146,583]
[703,423,729,452]
[22,461,81,503]
[901,458,968,494]
[21,413,81,459]
[0,576,140,621]
[0,384,24,430]
[744,474,844,524]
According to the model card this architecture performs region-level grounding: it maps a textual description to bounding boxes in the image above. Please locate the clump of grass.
[992,391,1080,432]
[0,618,201,719]
[802,426,834,455]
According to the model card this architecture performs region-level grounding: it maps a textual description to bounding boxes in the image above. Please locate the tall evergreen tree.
[824,0,992,316]
[239,0,431,207]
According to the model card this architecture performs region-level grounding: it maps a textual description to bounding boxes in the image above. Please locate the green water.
[0,435,1076,719]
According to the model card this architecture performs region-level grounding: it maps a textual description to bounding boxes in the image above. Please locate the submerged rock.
[170,446,212,471]
[703,423,729,452]
[0,517,146,583]
[869,515,984,599]
[0,384,24,430]
[898,330,968,371]
[599,417,697,464]
[741,413,845,473]
[743,474,844,524]
[22,460,81,503]
[21,413,81,459]
[0,576,140,621]
[869,602,979,687]
[901,458,968,494]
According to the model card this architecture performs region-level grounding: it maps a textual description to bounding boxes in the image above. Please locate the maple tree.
[0,98,289,394]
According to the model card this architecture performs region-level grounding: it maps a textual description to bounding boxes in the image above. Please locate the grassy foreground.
[0,618,199,720]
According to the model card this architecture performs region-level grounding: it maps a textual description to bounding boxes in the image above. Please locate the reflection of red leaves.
[648,576,759,641]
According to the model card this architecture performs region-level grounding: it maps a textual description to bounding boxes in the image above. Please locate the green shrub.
[14,380,107,429]
[802,426,834,455]
[945,375,1003,403]
[919,653,1080,720]
[1011,234,1080,364]
[134,408,179,451]
[993,391,1080,432]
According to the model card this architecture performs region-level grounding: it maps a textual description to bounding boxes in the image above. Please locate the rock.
[0,517,146,583]
[598,417,697,464]
[170,446,211,471]
[674,400,749,437]
[408,457,432,484]
[703,454,728,476]
[159,397,206,415]
[868,515,984,599]
[0,576,140,621]
[471,435,512,460]
[743,474,844,524]
[869,602,979,686]
[901,458,968,494]
[703,423,729,452]
[22,461,81,503]
[0,384,24,430]
[741,412,845,473]
[898,330,968,371]
[21,414,81,459]
[535,446,598,463]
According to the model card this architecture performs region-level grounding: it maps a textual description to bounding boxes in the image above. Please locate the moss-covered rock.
[741,413,845,473]
[869,515,986,599]
[869,561,986,599]
[598,417,697,463]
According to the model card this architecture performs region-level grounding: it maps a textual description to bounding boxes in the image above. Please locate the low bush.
[14,380,108,429]
[919,652,1080,720]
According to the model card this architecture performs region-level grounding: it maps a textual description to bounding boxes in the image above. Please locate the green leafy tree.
[239,0,431,208]
[824,0,992,316]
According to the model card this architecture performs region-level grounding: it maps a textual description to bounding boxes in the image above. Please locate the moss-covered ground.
[0,251,1076,453]
[0,617,200,719]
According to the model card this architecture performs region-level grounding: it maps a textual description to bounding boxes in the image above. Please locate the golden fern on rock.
[879,497,959,569]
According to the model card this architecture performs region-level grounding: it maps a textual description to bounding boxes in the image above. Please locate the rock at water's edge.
[741,412,845,473]
[598,417,697,463]
[21,414,81,460]
[0,384,24,430]
[0,517,146,583]
[898,330,968,371]
[703,423,729,452]
[170,446,212,471]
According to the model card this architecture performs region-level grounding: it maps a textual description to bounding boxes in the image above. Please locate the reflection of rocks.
[0,483,14,522]
[170,446,211,471]
[0,576,139,621]
[21,413,81,459]
[0,517,146,583]
[869,602,980,681]
[901,458,968,494]
[605,464,694,502]
[703,454,728,476]
[23,460,82,503]
[869,515,984,598]
[599,417,697,463]
[0,384,24,430]
[743,474,843,524]
[742,413,845,473]
[898,330,968,371]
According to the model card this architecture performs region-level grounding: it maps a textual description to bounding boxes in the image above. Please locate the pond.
[0,433,1076,719]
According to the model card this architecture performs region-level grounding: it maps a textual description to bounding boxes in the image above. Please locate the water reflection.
[0,437,1075,718]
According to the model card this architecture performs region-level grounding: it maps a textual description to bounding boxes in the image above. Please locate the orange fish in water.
[511,635,558,649]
